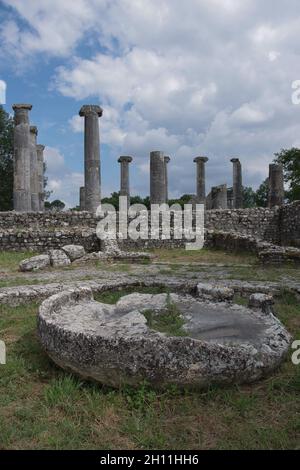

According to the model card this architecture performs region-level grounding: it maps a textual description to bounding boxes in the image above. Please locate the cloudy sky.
[1,0,300,207]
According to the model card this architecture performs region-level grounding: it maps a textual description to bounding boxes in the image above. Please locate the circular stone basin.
[38,286,292,389]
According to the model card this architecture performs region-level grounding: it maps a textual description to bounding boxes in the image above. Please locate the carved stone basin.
[38,284,291,389]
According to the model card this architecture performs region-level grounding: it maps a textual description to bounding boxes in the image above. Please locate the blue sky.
[1,0,300,207]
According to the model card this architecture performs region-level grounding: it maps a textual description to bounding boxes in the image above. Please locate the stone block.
[19,254,50,272]
[196,282,234,302]
[49,249,71,267]
[62,244,86,261]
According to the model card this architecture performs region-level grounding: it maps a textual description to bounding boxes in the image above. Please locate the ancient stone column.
[79,186,86,211]
[231,158,243,209]
[227,187,234,209]
[36,144,45,212]
[268,164,284,208]
[150,151,166,205]
[211,184,228,209]
[194,156,208,203]
[29,126,39,212]
[118,156,132,203]
[164,156,170,202]
[12,104,32,212]
[79,105,103,213]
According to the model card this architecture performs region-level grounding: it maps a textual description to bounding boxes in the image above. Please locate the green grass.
[0,251,37,273]
[227,265,300,282]
[143,294,187,337]
[0,287,299,449]
[148,247,256,265]
[233,295,248,307]
[0,278,45,288]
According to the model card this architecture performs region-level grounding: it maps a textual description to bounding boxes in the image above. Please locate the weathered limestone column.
[150,151,166,205]
[164,156,170,202]
[118,156,133,203]
[79,187,86,211]
[30,126,39,212]
[79,105,103,213]
[211,184,228,209]
[268,164,284,208]
[231,158,243,209]
[12,104,32,212]
[36,144,45,211]
[227,188,234,209]
[194,156,208,203]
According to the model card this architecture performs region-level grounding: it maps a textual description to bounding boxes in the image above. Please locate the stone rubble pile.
[206,229,300,265]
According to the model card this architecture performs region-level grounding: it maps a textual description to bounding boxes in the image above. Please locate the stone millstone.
[37,287,292,389]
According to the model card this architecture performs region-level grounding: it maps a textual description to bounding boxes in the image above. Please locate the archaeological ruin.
[0,102,299,391]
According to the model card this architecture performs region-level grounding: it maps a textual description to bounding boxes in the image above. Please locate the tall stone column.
[36,144,45,211]
[150,151,166,205]
[268,164,284,208]
[194,156,208,203]
[79,105,103,213]
[164,156,170,202]
[30,126,39,212]
[12,104,32,212]
[211,184,228,209]
[231,158,243,209]
[118,156,133,203]
[79,187,86,210]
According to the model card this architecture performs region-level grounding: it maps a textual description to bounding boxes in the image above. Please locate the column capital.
[79,105,103,117]
[194,156,208,163]
[230,158,240,164]
[36,144,45,152]
[30,126,38,136]
[12,103,32,112]
[164,156,170,163]
[13,104,32,125]
[118,156,133,163]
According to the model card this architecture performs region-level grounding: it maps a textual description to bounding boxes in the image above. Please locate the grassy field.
[0,251,37,273]
[0,288,299,450]
[149,247,257,265]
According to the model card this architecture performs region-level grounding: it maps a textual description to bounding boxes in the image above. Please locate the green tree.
[101,191,121,210]
[0,106,14,211]
[169,194,193,208]
[274,148,300,202]
[46,199,65,212]
[255,178,269,207]
[242,186,257,208]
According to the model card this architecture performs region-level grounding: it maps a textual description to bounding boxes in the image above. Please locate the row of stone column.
[194,157,243,209]
[79,152,284,212]
[12,104,45,212]
[77,104,284,212]
[79,149,170,210]
[78,148,243,210]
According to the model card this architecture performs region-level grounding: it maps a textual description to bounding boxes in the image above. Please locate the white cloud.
[44,146,83,208]
[268,50,280,62]
[4,0,300,201]
[1,0,108,57]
